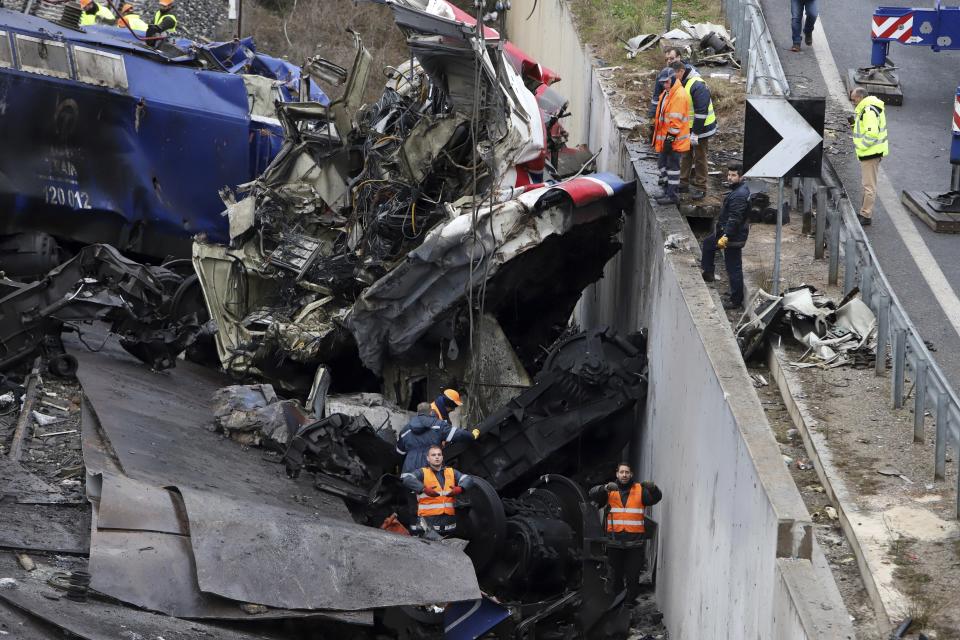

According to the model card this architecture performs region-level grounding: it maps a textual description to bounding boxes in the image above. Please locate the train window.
[0,32,12,69]
[74,46,127,91]
[15,34,70,79]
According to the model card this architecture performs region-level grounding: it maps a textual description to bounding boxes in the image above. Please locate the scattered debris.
[622,34,660,58]
[824,506,838,520]
[664,233,690,252]
[795,458,814,470]
[751,373,769,387]
[15,554,34,572]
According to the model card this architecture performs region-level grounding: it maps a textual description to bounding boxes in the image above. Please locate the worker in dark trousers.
[653,61,692,205]
[431,388,463,422]
[401,445,474,538]
[646,47,699,122]
[589,462,662,603]
[396,402,479,474]
[701,163,750,310]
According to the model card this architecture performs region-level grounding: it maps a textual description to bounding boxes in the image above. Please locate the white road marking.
[810,25,960,337]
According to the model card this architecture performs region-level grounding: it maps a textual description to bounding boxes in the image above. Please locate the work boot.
[857,214,872,226]
[701,271,715,283]
[722,298,743,310]
[655,194,679,205]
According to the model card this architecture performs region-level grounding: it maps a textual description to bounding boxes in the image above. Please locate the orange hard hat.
[120,2,134,13]
[443,389,463,406]
[159,0,174,6]
[79,0,93,8]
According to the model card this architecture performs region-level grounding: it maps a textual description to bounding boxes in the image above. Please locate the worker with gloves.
[397,402,480,474]
[848,88,888,227]
[116,3,149,32]
[589,462,662,603]
[148,0,177,36]
[679,70,717,201]
[401,445,474,538]
[431,388,464,422]
[79,0,115,26]
[653,61,692,205]
[700,163,750,310]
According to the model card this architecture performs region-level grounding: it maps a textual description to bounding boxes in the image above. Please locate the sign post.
[743,97,825,296]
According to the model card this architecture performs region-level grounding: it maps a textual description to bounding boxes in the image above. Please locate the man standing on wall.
[590,462,662,604]
[653,61,692,205]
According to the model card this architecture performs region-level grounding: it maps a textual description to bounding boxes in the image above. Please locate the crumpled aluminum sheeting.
[179,485,481,610]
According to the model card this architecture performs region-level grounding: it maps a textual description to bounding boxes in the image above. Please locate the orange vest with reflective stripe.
[654,79,691,153]
[417,467,457,517]
[430,401,443,421]
[607,484,645,534]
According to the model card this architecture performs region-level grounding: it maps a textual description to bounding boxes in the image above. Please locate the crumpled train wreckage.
[0,1,652,638]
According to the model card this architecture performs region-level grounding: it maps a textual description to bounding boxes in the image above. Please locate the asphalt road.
[759,0,960,391]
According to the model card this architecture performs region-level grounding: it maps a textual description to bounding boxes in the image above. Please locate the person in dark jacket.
[701,163,750,310]
[401,445,474,538]
[589,462,662,603]
[397,403,478,473]
[646,47,699,120]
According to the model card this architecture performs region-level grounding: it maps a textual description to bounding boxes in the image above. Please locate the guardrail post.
[913,360,928,443]
[861,265,873,306]
[815,185,827,258]
[828,202,840,284]
[789,177,799,217]
[843,235,857,295]
[892,328,907,409]
[801,178,813,234]
[935,391,947,480]
[742,16,753,89]
[875,293,889,375]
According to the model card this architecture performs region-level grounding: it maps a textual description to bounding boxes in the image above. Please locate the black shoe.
[658,177,667,186]
[857,214,872,226]
[805,32,813,45]
[689,189,706,201]
[722,298,743,310]
[656,195,679,205]
[678,184,690,193]
[701,271,715,283]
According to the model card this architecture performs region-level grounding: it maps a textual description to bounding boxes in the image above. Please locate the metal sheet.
[69,334,348,520]
[179,485,482,611]
[96,472,185,535]
[0,553,287,640]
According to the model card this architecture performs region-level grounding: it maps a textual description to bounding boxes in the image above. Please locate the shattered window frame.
[0,31,12,70]
[14,34,71,79]
[73,45,128,91]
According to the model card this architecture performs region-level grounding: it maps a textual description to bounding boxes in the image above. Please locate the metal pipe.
[914,359,927,443]
[892,329,907,409]
[876,293,889,376]
[935,391,947,480]
[952,165,960,192]
[773,177,784,295]
[828,201,840,284]
[665,0,673,32]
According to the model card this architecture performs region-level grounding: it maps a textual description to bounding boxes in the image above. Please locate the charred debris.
[0,1,654,638]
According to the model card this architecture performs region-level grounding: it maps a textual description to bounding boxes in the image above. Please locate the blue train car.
[0,7,326,275]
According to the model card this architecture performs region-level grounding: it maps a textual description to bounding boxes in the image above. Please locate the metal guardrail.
[723,0,960,516]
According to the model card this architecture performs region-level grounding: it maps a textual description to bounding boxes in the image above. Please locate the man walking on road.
[653,61,692,205]
[401,445,474,538]
[589,462,662,604]
[848,88,888,226]
[790,0,818,51]
[701,163,750,310]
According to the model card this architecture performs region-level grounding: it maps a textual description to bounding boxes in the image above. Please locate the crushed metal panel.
[242,73,280,120]
[399,114,469,183]
[73,45,127,91]
[96,472,185,535]
[324,392,413,436]
[0,554,323,638]
[178,486,482,610]
[0,31,12,69]
[15,35,70,79]
[328,32,372,139]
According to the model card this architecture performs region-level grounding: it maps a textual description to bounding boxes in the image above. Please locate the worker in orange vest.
[590,462,662,602]
[653,60,692,205]
[431,388,463,422]
[401,444,474,538]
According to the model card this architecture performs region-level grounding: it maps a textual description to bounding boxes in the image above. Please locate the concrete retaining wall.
[507,2,853,638]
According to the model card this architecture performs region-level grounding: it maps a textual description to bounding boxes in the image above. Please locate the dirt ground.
[692,208,960,639]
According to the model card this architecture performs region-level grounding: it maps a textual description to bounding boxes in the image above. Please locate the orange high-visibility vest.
[607,484,645,534]
[430,401,443,421]
[417,467,457,517]
[654,79,691,154]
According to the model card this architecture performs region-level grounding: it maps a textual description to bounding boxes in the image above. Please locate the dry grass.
[223,0,409,102]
